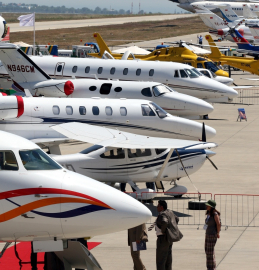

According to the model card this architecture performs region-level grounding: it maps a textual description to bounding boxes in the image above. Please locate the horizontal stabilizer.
[51,122,217,150]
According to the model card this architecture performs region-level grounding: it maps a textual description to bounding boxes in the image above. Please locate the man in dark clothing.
[156,200,181,270]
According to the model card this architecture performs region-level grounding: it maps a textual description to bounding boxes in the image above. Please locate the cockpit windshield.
[150,102,167,118]
[192,68,202,76]
[19,149,62,170]
[184,68,199,78]
[152,84,173,97]
[204,61,219,73]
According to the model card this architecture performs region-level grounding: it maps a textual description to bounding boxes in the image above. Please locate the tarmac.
[1,28,259,269]
[9,14,196,33]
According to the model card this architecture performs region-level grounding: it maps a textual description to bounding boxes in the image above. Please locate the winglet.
[205,35,222,58]
[93,33,112,55]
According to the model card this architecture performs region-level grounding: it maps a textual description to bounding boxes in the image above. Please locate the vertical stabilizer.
[93,33,112,56]
[205,35,222,58]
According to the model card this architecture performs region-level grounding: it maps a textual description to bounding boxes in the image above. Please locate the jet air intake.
[0,96,24,120]
[33,80,74,97]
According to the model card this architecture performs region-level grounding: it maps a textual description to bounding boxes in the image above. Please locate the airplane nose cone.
[228,88,238,99]
[205,149,216,158]
[197,99,214,115]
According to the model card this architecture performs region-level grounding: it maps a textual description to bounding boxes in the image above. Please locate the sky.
[1,0,183,13]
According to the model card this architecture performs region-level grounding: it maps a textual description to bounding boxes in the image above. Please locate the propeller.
[206,156,218,170]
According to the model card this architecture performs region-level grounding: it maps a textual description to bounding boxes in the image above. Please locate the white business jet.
[51,122,218,200]
[0,95,216,153]
[0,130,151,255]
[0,45,238,103]
[0,44,213,117]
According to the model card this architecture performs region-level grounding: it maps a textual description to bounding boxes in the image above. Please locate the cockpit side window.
[100,148,125,159]
[141,104,156,116]
[174,70,179,78]
[128,149,152,158]
[180,69,188,78]
[200,70,211,78]
[152,84,172,97]
[19,149,61,170]
[141,87,152,97]
[0,151,18,171]
[150,102,167,118]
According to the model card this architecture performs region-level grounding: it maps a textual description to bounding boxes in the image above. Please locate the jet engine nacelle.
[33,80,74,97]
[0,16,8,41]
[0,96,24,120]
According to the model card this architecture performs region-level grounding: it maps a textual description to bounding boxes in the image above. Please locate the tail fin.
[197,12,226,30]
[217,5,241,23]
[205,35,222,58]
[93,33,112,55]
[243,4,258,19]
[0,44,51,85]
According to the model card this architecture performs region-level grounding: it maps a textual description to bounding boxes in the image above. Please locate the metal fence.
[140,192,212,227]
[125,192,259,228]
[233,88,259,105]
[214,194,259,228]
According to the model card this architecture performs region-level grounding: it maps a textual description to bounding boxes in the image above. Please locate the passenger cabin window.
[105,106,113,116]
[149,69,154,76]
[85,66,90,73]
[110,67,116,75]
[128,149,152,158]
[114,87,122,92]
[100,83,112,95]
[150,102,167,118]
[174,70,179,78]
[72,66,77,73]
[97,67,103,74]
[89,86,97,91]
[155,148,167,155]
[152,84,172,97]
[100,148,125,159]
[120,107,127,116]
[92,106,99,115]
[141,87,152,97]
[123,68,128,75]
[57,65,62,72]
[79,106,86,115]
[0,151,18,171]
[136,69,141,76]
[66,106,73,115]
[141,104,156,116]
[180,70,188,78]
[19,149,62,170]
[52,105,60,115]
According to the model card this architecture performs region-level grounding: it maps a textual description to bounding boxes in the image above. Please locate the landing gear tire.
[188,200,206,210]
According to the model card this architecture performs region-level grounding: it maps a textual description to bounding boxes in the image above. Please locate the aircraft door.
[54,62,65,78]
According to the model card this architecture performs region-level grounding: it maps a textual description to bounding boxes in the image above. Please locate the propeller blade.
[206,156,218,170]
[175,149,191,180]
[202,122,206,142]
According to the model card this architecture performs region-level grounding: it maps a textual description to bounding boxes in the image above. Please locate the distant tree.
[119,9,125,14]
[94,7,102,14]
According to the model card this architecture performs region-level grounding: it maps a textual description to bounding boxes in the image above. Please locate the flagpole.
[33,12,35,55]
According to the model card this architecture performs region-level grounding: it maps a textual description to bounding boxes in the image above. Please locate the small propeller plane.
[88,33,229,78]
[0,130,151,263]
[51,122,218,200]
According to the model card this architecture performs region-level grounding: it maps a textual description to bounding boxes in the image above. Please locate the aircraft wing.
[51,122,217,150]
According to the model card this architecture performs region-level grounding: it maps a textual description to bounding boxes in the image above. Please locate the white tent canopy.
[112,45,150,55]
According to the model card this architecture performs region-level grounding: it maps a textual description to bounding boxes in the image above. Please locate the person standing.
[128,223,148,270]
[204,200,221,270]
[156,200,183,270]
[199,35,203,48]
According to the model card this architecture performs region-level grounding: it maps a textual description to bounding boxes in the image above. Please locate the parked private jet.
[0,45,213,117]
[0,95,216,154]
[51,122,218,199]
[0,130,151,245]
[0,44,238,103]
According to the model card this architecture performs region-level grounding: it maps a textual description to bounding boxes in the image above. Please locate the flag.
[17,13,35,27]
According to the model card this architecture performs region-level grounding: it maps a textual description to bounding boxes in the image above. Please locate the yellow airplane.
[89,33,229,77]
[205,35,259,76]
